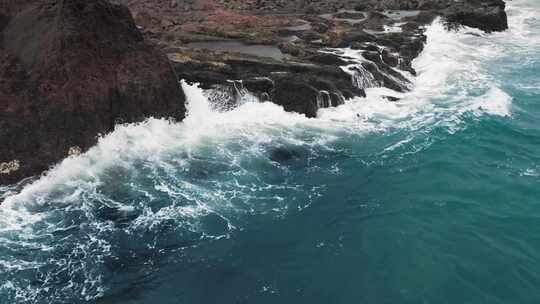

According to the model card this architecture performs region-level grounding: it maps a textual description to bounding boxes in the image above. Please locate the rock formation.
[0,0,186,185]
[0,0,509,185]
[112,0,507,117]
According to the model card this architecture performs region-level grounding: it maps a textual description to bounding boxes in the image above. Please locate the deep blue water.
[1,1,540,303]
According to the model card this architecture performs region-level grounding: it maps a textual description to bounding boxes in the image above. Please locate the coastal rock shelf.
[0,0,508,185]
[115,0,507,117]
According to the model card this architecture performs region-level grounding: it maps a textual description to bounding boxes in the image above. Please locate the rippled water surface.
[1,1,540,303]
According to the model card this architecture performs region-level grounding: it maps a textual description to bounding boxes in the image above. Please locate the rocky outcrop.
[170,50,363,117]
[358,0,509,32]
[0,0,186,185]
[211,0,509,32]
[119,0,507,118]
[0,0,509,184]
[443,0,508,32]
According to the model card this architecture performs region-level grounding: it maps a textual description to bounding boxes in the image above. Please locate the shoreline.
[0,0,508,185]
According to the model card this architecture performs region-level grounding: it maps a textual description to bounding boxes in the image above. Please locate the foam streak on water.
[1,1,538,302]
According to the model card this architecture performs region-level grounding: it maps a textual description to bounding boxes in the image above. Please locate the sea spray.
[1,6,535,302]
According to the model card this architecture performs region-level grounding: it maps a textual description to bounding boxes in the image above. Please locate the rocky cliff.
[0,0,186,185]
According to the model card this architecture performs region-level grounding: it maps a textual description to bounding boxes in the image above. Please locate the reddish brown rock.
[0,0,185,185]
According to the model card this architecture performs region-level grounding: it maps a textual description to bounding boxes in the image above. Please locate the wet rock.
[362,11,391,31]
[354,3,370,11]
[404,11,437,25]
[383,95,400,102]
[0,13,8,31]
[261,92,270,101]
[340,31,378,47]
[381,48,399,67]
[0,0,186,185]
[360,61,410,93]
[362,51,382,64]
[318,91,332,108]
[244,77,274,94]
[312,22,330,34]
[306,53,348,66]
[444,3,508,32]
[0,0,510,186]
[279,42,305,57]
[269,71,356,117]
[269,147,303,163]
[95,204,139,226]
[330,92,346,106]
[298,30,324,42]
[171,48,363,117]
[334,11,365,20]
[272,76,320,118]
[121,0,508,117]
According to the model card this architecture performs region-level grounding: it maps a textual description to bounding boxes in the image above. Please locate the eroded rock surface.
[111,0,507,117]
[0,0,185,185]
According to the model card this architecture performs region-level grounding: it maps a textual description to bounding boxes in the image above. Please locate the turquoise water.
[1,1,540,303]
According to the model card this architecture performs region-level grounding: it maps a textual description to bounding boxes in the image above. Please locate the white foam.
[1,16,519,208]
[1,2,538,301]
[469,87,512,117]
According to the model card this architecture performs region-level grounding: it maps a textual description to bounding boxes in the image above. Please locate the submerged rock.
[269,147,303,163]
[0,0,186,185]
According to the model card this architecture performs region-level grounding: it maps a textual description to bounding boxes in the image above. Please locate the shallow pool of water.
[187,41,285,60]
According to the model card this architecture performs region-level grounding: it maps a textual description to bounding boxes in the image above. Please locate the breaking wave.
[1,2,535,301]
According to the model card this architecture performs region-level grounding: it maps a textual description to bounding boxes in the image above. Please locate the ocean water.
[1,1,540,303]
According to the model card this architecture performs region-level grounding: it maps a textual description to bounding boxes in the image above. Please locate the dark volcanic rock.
[340,31,378,47]
[120,0,508,118]
[269,147,303,163]
[443,2,508,32]
[0,0,185,185]
[306,52,349,66]
[381,48,399,67]
[0,13,8,31]
[243,77,275,94]
[270,73,349,118]
[171,50,363,117]
[334,11,365,20]
[272,76,320,118]
[0,0,34,16]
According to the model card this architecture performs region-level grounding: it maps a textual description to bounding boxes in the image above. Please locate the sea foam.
[1,7,532,302]
[1,17,517,207]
